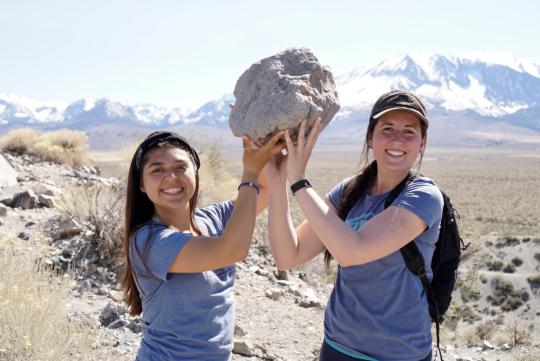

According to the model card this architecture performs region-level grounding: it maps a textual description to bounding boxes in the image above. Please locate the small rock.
[108,319,128,329]
[265,288,285,301]
[5,190,40,209]
[58,217,83,238]
[127,319,142,333]
[233,340,254,356]
[100,302,121,327]
[298,288,322,308]
[482,339,494,350]
[79,279,92,291]
[0,204,8,216]
[32,183,63,197]
[275,270,289,280]
[37,194,56,208]
[0,153,18,187]
[18,232,30,240]
[234,325,247,337]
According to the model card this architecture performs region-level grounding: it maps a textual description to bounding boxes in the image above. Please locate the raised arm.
[169,132,285,273]
[283,120,428,267]
[267,155,335,270]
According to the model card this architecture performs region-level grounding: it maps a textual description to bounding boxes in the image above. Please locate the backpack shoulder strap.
[383,173,444,360]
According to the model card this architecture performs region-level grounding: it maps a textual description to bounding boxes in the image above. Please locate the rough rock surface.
[0,152,17,187]
[229,47,340,143]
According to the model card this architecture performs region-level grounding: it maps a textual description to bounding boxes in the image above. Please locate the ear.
[420,137,427,154]
[140,185,145,193]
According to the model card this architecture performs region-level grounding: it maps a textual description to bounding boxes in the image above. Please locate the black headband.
[135,131,201,170]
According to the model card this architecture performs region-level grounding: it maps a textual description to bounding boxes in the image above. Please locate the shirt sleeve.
[325,177,353,210]
[391,177,444,231]
[196,200,234,228]
[131,224,193,281]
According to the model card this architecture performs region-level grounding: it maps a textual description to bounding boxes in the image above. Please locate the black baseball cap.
[370,90,429,127]
[135,131,201,170]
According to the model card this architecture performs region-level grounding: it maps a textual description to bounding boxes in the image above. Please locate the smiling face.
[140,146,197,216]
[368,110,426,175]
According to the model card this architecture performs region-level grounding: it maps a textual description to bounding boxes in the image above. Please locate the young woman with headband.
[122,130,284,360]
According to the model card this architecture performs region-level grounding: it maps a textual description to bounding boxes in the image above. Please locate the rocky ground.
[0,151,539,361]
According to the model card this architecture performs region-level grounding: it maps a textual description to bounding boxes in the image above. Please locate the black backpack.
[384,172,469,360]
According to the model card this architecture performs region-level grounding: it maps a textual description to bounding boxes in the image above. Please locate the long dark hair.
[122,140,202,316]
[324,114,428,266]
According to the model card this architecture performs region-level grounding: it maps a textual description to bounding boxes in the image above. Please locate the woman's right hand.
[266,151,288,184]
[241,132,286,181]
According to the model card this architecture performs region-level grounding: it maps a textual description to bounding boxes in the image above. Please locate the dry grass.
[197,142,238,207]
[0,128,92,168]
[0,237,94,361]
[56,183,125,268]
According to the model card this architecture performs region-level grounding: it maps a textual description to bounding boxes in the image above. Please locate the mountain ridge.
[2,53,539,147]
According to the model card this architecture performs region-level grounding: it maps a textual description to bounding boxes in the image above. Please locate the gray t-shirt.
[130,201,235,361]
[324,177,443,361]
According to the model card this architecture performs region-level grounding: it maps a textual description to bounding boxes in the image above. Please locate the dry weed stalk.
[57,183,125,267]
[0,237,94,360]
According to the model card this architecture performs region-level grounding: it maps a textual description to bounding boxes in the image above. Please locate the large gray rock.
[229,47,340,143]
[0,152,18,188]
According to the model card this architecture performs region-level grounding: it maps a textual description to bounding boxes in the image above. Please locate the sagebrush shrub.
[0,128,91,167]
[0,237,94,360]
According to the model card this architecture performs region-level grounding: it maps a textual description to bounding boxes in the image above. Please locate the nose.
[390,131,405,143]
[165,168,179,178]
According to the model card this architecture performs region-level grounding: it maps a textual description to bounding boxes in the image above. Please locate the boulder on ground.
[0,152,18,188]
[229,47,340,143]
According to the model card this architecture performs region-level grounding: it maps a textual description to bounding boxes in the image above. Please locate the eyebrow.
[147,160,189,168]
[379,121,419,128]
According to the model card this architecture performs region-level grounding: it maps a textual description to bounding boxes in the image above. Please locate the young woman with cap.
[267,90,443,361]
[122,130,285,360]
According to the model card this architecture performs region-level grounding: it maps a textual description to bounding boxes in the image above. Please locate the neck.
[154,204,193,232]
[371,168,410,195]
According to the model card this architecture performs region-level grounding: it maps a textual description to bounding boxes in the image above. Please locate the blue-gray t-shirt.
[130,201,235,361]
[324,177,443,361]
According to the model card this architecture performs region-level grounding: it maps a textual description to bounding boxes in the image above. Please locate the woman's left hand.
[284,118,322,184]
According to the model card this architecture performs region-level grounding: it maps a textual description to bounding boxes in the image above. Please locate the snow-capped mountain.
[336,53,540,118]
[1,53,539,147]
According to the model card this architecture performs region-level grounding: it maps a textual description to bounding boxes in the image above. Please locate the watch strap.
[290,179,312,195]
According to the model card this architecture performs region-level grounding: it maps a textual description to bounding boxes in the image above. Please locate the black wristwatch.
[290,179,312,195]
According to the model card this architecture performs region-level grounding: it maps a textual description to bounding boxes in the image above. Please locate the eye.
[151,167,163,174]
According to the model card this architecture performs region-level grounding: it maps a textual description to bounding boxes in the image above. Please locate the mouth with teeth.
[385,149,406,158]
[160,187,185,195]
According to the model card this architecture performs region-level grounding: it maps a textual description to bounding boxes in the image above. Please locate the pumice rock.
[228,47,340,143]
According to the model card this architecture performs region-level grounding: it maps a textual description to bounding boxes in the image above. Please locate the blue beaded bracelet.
[238,181,260,194]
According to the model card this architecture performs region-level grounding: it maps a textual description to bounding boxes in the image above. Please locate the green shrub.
[488,277,529,312]
[527,274,540,289]
[511,257,523,267]
[486,260,504,271]
[503,263,516,273]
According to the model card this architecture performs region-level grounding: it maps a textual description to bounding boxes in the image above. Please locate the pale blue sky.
[1,0,539,109]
